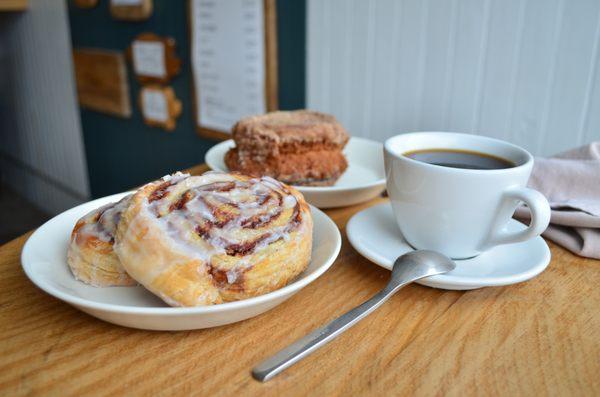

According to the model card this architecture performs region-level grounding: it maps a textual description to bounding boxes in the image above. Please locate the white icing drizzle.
[76,195,132,243]
[138,172,304,278]
[161,171,190,182]
[226,270,238,284]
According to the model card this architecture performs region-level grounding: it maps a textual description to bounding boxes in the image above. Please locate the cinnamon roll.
[114,172,313,307]
[67,195,136,287]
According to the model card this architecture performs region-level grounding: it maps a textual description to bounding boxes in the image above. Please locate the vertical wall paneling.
[508,0,561,152]
[540,0,600,155]
[360,0,375,137]
[347,0,370,135]
[0,0,90,214]
[476,0,525,141]
[445,0,490,134]
[582,21,600,145]
[418,0,454,131]
[307,0,600,156]
[576,6,600,146]
[327,0,349,125]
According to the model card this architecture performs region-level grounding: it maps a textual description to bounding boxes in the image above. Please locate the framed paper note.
[129,33,181,84]
[189,0,278,139]
[139,85,182,131]
[74,0,98,8]
[110,0,153,21]
[133,41,165,78]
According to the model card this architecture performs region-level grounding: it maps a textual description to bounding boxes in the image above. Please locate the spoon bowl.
[390,250,456,285]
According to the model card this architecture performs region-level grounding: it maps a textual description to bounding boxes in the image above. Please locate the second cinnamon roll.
[67,195,136,287]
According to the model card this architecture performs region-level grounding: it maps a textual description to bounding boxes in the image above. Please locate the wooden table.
[1,165,599,396]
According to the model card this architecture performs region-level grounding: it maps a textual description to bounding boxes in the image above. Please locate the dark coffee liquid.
[404,149,514,170]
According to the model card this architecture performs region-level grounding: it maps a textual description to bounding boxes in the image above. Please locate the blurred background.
[1,0,600,242]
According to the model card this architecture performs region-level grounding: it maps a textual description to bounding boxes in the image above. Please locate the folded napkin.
[514,142,600,259]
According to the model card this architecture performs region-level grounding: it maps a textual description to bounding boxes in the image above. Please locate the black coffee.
[403,149,514,170]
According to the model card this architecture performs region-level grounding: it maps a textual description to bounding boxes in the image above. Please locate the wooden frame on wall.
[189,0,278,140]
[109,0,153,21]
[264,0,278,113]
[138,85,182,131]
[127,32,182,85]
[72,48,132,118]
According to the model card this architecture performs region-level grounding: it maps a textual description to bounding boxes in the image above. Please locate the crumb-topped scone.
[224,110,349,186]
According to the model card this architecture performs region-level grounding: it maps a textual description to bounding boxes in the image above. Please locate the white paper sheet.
[111,0,143,5]
[191,0,267,133]
[142,89,168,122]
[132,41,166,78]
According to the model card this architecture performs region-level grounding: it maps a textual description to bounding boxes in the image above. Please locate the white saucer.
[21,193,341,331]
[347,203,551,290]
[205,137,386,208]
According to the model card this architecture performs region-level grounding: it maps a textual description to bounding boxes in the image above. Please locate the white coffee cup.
[384,132,550,259]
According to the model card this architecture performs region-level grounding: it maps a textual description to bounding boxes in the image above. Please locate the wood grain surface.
[72,48,131,118]
[0,165,598,396]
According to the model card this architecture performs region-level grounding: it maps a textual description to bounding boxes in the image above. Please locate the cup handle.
[485,187,551,248]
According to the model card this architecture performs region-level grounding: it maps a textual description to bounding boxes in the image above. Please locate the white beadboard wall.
[307,0,600,156]
[0,0,90,214]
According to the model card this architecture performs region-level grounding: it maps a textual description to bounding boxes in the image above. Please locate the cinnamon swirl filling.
[143,172,306,268]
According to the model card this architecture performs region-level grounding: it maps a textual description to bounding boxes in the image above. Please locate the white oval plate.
[21,193,341,331]
[347,203,551,290]
[205,137,386,208]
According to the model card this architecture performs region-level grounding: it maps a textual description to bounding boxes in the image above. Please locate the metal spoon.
[252,250,456,382]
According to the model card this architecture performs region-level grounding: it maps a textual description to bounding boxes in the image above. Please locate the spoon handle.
[252,283,404,382]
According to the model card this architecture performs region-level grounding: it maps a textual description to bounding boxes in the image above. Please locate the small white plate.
[21,193,341,331]
[205,137,386,208]
[347,203,551,290]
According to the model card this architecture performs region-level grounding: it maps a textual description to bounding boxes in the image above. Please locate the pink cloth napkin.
[514,142,600,259]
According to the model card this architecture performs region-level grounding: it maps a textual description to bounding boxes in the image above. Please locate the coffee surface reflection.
[403,149,514,170]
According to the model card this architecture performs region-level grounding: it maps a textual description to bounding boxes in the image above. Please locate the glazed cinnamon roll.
[114,172,313,307]
[67,195,137,287]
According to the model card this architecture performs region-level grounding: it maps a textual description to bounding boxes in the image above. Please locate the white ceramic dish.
[21,193,342,331]
[347,203,551,290]
[204,137,386,208]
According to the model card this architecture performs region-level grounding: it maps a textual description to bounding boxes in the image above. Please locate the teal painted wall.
[68,0,305,198]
